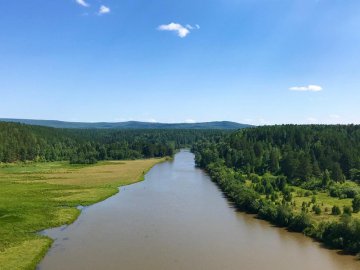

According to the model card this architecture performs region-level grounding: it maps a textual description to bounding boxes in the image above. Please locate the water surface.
[38,150,359,270]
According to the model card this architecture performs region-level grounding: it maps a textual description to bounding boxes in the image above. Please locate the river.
[38,150,359,270]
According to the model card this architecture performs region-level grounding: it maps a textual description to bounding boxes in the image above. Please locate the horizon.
[1,1,360,125]
[2,117,360,126]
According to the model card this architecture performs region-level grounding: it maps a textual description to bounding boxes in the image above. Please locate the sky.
[0,0,360,125]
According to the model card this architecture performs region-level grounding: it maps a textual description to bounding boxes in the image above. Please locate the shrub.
[312,205,322,215]
[352,195,360,213]
[332,205,341,215]
[343,206,353,216]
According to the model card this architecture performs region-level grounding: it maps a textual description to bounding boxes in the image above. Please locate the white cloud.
[185,119,196,123]
[186,24,201,30]
[289,85,323,92]
[99,5,110,15]
[147,118,157,123]
[76,0,89,7]
[158,23,190,38]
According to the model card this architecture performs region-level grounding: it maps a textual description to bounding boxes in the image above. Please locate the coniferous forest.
[2,122,360,255]
[193,125,360,254]
[0,122,225,164]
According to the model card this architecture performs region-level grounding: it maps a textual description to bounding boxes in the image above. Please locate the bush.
[289,213,312,232]
[321,217,360,254]
[332,205,341,215]
[352,195,360,213]
[311,196,316,204]
[312,205,322,215]
[343,206,353,216]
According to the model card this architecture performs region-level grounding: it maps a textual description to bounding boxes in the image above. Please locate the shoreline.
[0,158,167,270]
[36,157,168,269]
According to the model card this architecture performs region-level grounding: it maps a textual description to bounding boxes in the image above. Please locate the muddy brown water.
[38,150,359,270]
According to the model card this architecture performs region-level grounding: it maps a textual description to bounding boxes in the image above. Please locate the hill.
[0,119,250,130]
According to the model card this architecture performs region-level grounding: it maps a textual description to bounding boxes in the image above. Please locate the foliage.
[352,195,360,213]
[332,205,341,215]
[0,122,226,164]
[193,124,360,255]
[193,125,360,184]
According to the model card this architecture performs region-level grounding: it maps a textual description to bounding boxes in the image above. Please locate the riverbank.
[37,150,360,270]
[0,158,166,270]
[201,162,360,256]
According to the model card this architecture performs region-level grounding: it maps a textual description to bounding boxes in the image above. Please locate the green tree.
[331,205,341,215]
[352,195,360,213]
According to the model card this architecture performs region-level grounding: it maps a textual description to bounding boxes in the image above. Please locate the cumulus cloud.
[158,23,190,38]
[76,0,89,7]
[99,5,110,15]
[289,85,323,92]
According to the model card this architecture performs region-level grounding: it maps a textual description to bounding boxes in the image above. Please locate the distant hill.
[0,119,252,130]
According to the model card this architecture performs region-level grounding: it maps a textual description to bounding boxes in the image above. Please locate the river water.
[38,150,359,270]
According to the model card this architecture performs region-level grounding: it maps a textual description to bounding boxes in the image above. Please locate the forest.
[192,125,360,254]
[2,122,360,255]
[0,122,226,164]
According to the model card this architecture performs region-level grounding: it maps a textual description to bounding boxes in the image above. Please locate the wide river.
[38,150,359,270]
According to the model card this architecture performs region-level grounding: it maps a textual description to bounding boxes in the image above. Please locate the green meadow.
[0,158,165,270]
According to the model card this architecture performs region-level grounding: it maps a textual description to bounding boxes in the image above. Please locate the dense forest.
[195,125,360,185]
[0,122,226,164]
[193,125,360,254]
[3,122,360,254]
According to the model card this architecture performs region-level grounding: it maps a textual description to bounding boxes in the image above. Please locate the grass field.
[290,184,360,223]
[246,179,360,224]
[0,158,165,270]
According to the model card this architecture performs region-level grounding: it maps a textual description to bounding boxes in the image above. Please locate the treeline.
[192,125,360,254]
[202,162,360,254]
[195,125,360,185]
[0,122,225,164]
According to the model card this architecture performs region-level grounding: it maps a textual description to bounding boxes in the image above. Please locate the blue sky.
[0,0,359,125]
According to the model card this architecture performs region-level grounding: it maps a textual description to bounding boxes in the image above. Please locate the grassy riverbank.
[0,158,166,270]
[193,125,360,255]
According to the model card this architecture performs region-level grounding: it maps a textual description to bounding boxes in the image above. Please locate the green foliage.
[352,195,360,213]
[289,213,312,232]
[311,196,317,204]
[350,169,360,183]
[329,182,360,199]
[321,217,360,253]
[193,124,360,255]
[332,205,341,215]
[193,125,360,185]
[312,205,322,215]
[343,206,353,216]
[0,122,226,164]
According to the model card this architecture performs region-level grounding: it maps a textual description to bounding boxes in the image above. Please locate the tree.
[352,195,360,213]
[322,170,331,187]
[331,163,345,183]
[312,205,321,215]
[331,205,341,215]
[269,149,280,172]
[350,169,360,183]
[343,206,352,216]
